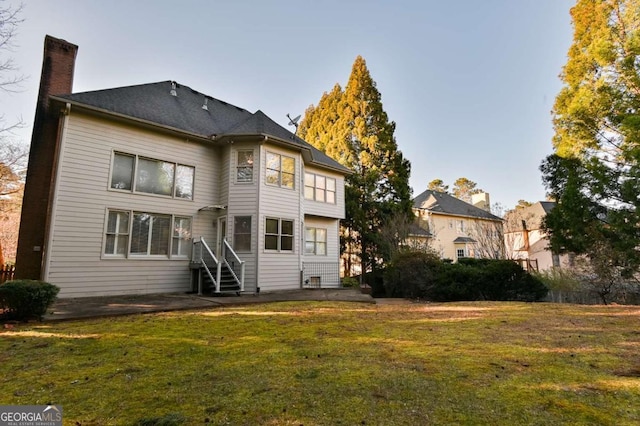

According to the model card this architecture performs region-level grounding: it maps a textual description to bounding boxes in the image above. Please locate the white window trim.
[304,172,336,204]
[305,227,328,256]
[233,215,253,252]
[104,210,130,258]
[265,151,295,189]
[172,216,193,258]
[129,212,172,257]
[102,208,192,260]
[235,149,255,184]
[108,151,196,201]
[264,217,295,252]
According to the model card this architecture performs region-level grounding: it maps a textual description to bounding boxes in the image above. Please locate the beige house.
[503,201,573,271]
[15,36,350,298]
[412,190,504,261]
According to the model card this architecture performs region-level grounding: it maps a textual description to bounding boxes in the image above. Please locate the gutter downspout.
[255,141,266,294]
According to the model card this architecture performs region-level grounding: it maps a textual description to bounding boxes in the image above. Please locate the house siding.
[226,143,260,292]
[425,213,502,261]
[302,166,346,220]
[302,216,341,287]
[257,144,302,291]
[46,112,219,297]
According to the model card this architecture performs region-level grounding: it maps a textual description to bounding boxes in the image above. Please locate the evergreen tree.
[427,179,449,193]
[299,56,412,277]
[452,177,481,203]
[542,0,640,277]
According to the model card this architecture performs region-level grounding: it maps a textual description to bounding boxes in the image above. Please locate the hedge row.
[383,252,548,302]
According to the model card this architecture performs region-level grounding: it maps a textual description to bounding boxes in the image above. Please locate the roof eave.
[50,95,215,144]
[415,208,503,222]
[53,96,352,175]
[221,133,351,175]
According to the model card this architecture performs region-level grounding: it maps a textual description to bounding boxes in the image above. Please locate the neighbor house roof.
[408,222,432,238]
[453,236,477,243]
[504,201,557,233]
[52,81,350,174]
[412,190,501,221]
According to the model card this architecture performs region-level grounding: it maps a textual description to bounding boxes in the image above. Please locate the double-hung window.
[236,150,254,183]
[304,172,336,203]
[265,218,294,251]
[305,227,327,255]
[105,210,130,256]
[110,152,195,200]
[172,217,192,257]
[265,152,295,189]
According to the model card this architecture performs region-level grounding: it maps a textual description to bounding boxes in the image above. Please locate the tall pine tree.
[542,0,640,278]
[299,56,412,278]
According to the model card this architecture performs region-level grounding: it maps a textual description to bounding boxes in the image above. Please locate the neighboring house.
[411,190,503,261]
[15,36,350,298]
[404,221,432,251]
[503,201,573,271]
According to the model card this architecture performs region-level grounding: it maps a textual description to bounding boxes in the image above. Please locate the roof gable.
[413,189,501,221]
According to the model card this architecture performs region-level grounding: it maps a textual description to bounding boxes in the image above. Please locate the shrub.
[383,255,548,302]
[0,280,60,321]
[341,276,359,288]
[427,262,482,301]
[384,250,442,298]
[476,260,548,302]
[365,270,386,297]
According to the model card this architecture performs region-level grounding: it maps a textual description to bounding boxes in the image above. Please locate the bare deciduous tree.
[467,219,505,259]
[378,212,435,259]
[0,1,25,94]
[0,1,26,264]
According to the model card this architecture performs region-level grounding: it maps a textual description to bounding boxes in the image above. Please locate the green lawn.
[1,301,639,425]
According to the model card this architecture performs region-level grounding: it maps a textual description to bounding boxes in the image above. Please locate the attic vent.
[170,81,177,96]
[202,98,208,110]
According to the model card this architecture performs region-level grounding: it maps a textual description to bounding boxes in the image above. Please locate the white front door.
[217,216,227,255]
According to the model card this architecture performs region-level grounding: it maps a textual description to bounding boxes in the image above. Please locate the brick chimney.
[15,36,78,280]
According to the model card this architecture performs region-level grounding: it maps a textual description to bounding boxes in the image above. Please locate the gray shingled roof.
[52,81,350,174]
[453,236,477,243]
[539,201,555,214]
[413,189,502,221]
[408,222,432,237]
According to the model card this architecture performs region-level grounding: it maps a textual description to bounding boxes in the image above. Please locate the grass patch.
[1,301,640,425]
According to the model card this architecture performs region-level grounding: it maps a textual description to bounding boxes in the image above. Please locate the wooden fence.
[0,264,15,284]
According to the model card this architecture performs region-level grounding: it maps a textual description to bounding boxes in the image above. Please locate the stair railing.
[221,237,245,292]
[192,237,219,294]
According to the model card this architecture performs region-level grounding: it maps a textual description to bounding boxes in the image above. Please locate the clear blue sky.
[3,0,575,210]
